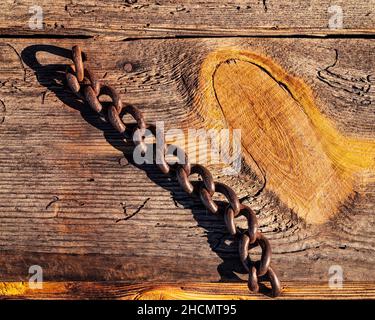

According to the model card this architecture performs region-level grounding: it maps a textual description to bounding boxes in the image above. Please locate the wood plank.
[1,281,375,299]
[0,38,374,289]
[0,0,374,38]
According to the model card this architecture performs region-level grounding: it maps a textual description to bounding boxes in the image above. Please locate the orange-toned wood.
[1,281,374,300]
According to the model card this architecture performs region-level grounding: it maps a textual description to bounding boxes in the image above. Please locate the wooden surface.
[0,1,374,299]
[1,281,375,300]
[196,48,374,224]
[1,0,374,38]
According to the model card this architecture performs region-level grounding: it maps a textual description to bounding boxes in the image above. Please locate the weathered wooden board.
[0,38,374,294]
[0,0,374,38]
[1,281,375,300]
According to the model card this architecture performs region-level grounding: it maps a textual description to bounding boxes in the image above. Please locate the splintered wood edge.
[192,48,375,224]
[0,282,374,300]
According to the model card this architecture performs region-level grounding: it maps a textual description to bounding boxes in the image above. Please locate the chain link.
[65,45,281,297]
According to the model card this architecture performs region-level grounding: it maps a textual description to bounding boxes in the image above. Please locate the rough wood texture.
[0,0,374,38]
[0,0,374,300]
[0,38,374,295]
[1,281,375,300]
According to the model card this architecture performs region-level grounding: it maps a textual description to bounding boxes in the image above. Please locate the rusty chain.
[65,45,281,297]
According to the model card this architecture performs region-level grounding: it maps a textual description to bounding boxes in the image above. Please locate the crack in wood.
[5,43,26,81]
[170,191,185,208]
[0,99,6,124]
[262,0,268,12]
[317,49,374,106]
[41,90,49,104]
[116,197,151,222]
[45,196,60,210]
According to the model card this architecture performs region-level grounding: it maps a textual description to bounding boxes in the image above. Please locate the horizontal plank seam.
[1,33,375,41]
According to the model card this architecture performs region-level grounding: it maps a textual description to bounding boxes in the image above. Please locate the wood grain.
[0,38,374,293]
[0,0,374,38]
[195,49,375,223]
[1,281,374,300]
